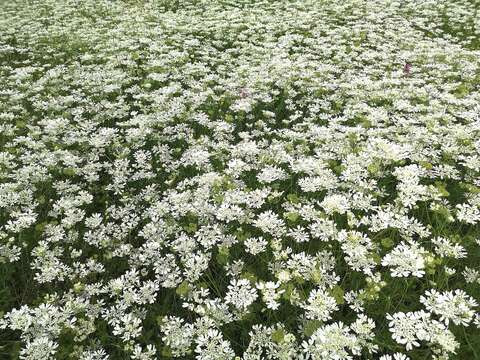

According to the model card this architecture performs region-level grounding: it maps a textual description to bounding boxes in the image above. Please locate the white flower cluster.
[0,0,479,359]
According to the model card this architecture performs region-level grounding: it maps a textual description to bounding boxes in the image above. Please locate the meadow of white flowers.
[0,0,479,359]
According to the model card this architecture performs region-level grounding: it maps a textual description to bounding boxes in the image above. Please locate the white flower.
[277,269,291,283]
[432,237,467,258]
[320,194,350,215]
[345,290,366,313]
[160,316,194,357]
[302,288,338,321]
[256,281,284,310]
[420,289,478,326]
[244,236,268,255]
[386,311,424,351]
[253,210,286,237]
[112,313,142,342]
[79,348,109,360]
[131,344,156,360]
[302,322,361,359]
[298,173,337,192]
[195,328,235,360]
[183,252,211,283]
[257,166,287,184]
[225,279,258,311]
[387,310,458,353]
[382,242,426,278]
[456,203,480,224]
[463,267,480,284]
[19,337,58,360]
[379,353,410,360]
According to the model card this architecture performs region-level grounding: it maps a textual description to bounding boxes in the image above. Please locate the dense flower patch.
[0,0,479,359]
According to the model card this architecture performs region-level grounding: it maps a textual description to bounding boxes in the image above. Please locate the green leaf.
[287,193,300,203]
[15,120,26,129]
[35,222,47,233]
[434,182,450,197]
[330,285,345,305]
[304,320,322,337]
[284,211,299,223]
[216,246,230,265]
[381,238,394,249]
[371,253,382,265]
[419,161,433,170]
[367,163,380,175]
[241,272,257,283]
[184,222,197,234]
[161,346,173,358]
[271,328,285,344]
[156,315,165,326]
[175,281,190,296]
[63,167,76,176]
[281,283,295,300]
[454,83,471,98]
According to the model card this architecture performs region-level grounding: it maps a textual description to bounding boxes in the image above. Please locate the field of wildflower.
[1,0,480,359]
